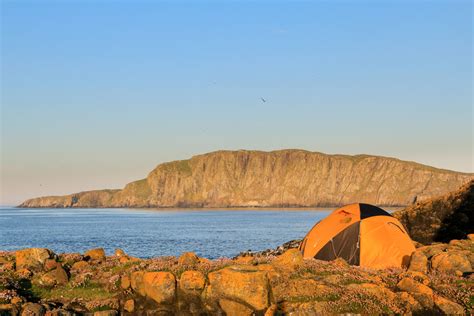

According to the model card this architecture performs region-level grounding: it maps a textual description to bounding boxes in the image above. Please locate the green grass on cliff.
[161,160,192,175]
[128,179,152,199]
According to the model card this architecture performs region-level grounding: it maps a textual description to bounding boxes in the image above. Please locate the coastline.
[11,205,406,211]
[1,236,472,315]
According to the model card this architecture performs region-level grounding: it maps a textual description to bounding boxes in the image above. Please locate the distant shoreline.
[9,205,405,211]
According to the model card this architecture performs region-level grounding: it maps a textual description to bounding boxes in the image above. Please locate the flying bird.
[260,97,266,103]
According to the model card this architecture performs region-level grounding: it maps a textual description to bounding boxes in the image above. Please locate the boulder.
[396,292,422,313]
[278,301,327,315]
[178,252,200,266]
[218,298,254,316]
[45,310,75,316]
[16,268,33,279]
[21,302,45,315]
[118,256,140,264]
[397,277,433,308]
[204,266,270,311]
[272,278,329,302]
[399,271,430,286]
[1,261,15,271]
[234,256,255,265]
[15,248,51,271]
[93,311,118,316]
[43,259,61,272]
[130,271,146,296]
[84,248,106,261]
[397,277,433,296]
[179,270,206,292]
[431,252,472,274]
[434,295,464,315]
[71,261,89,271]
[271,249,303,270]
[0,304,19,315]
[467,234,474,241]
[264,304,278,316]
[408,251,428,273]
[114,249,126,257]
[143,272,176,304]
[40,267,69,287]
[58,253,83,267]
[417,244,448,258]
[120,275,131,290]
[123,299,134,313]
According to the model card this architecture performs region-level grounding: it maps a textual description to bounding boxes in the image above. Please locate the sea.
[0,207,330,259]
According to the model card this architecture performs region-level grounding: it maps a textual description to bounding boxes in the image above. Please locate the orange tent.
[299,203,415,269]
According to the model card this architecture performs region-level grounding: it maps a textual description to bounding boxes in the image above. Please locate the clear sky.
[1,0,472,205]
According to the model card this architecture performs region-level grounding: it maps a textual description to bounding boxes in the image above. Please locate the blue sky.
[1,0,472,204]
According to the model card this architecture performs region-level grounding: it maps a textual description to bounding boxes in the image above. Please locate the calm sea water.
[0,207,330,259]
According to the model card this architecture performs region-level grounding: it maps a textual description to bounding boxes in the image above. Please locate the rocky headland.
[19,150,473,208]
[394,180,474,244]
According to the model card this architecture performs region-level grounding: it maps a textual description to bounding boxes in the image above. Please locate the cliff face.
[19,150,473,208]
[393,180,474,244]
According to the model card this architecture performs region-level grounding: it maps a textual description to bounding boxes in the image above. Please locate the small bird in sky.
[260,97,267,103]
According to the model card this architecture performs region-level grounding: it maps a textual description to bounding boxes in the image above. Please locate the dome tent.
[299,203,415,269]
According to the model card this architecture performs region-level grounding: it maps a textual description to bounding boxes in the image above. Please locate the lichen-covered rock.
[114,249,126,257]
[397,277,433,296]
[120,275,131,290]
[93,311,118,316]
[434,295,465,315]
[178,252,199,266]
[142,272,176,304]
[397,277,434,308]
[417,244,448,258]
[40,266,68,287]
[21,302,46,315]
[218,298,254,316]
[408,251,428,273]
[272,278,329,302]
[130,271,146,296]
[204,266,270,311]
[84,248,106,261]
[15,248,51,271]
[278,301,327,315]
[399,271,430,286]
[396,292,422,312]
[0,304,19,315]
[272,249,303,270]
[123,299,134,313]
[58,253,83,267]
[179,271,205,292]
[71,261,89,271]
[431,252,472,274]
[43,259,61,272]
[16,268,33,279]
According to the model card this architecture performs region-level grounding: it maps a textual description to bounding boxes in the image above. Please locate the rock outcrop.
[19,150,473,208]
[394,180,474,243]
[1,238,473,315]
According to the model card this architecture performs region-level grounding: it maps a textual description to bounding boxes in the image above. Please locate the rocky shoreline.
[1,235,473,316]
